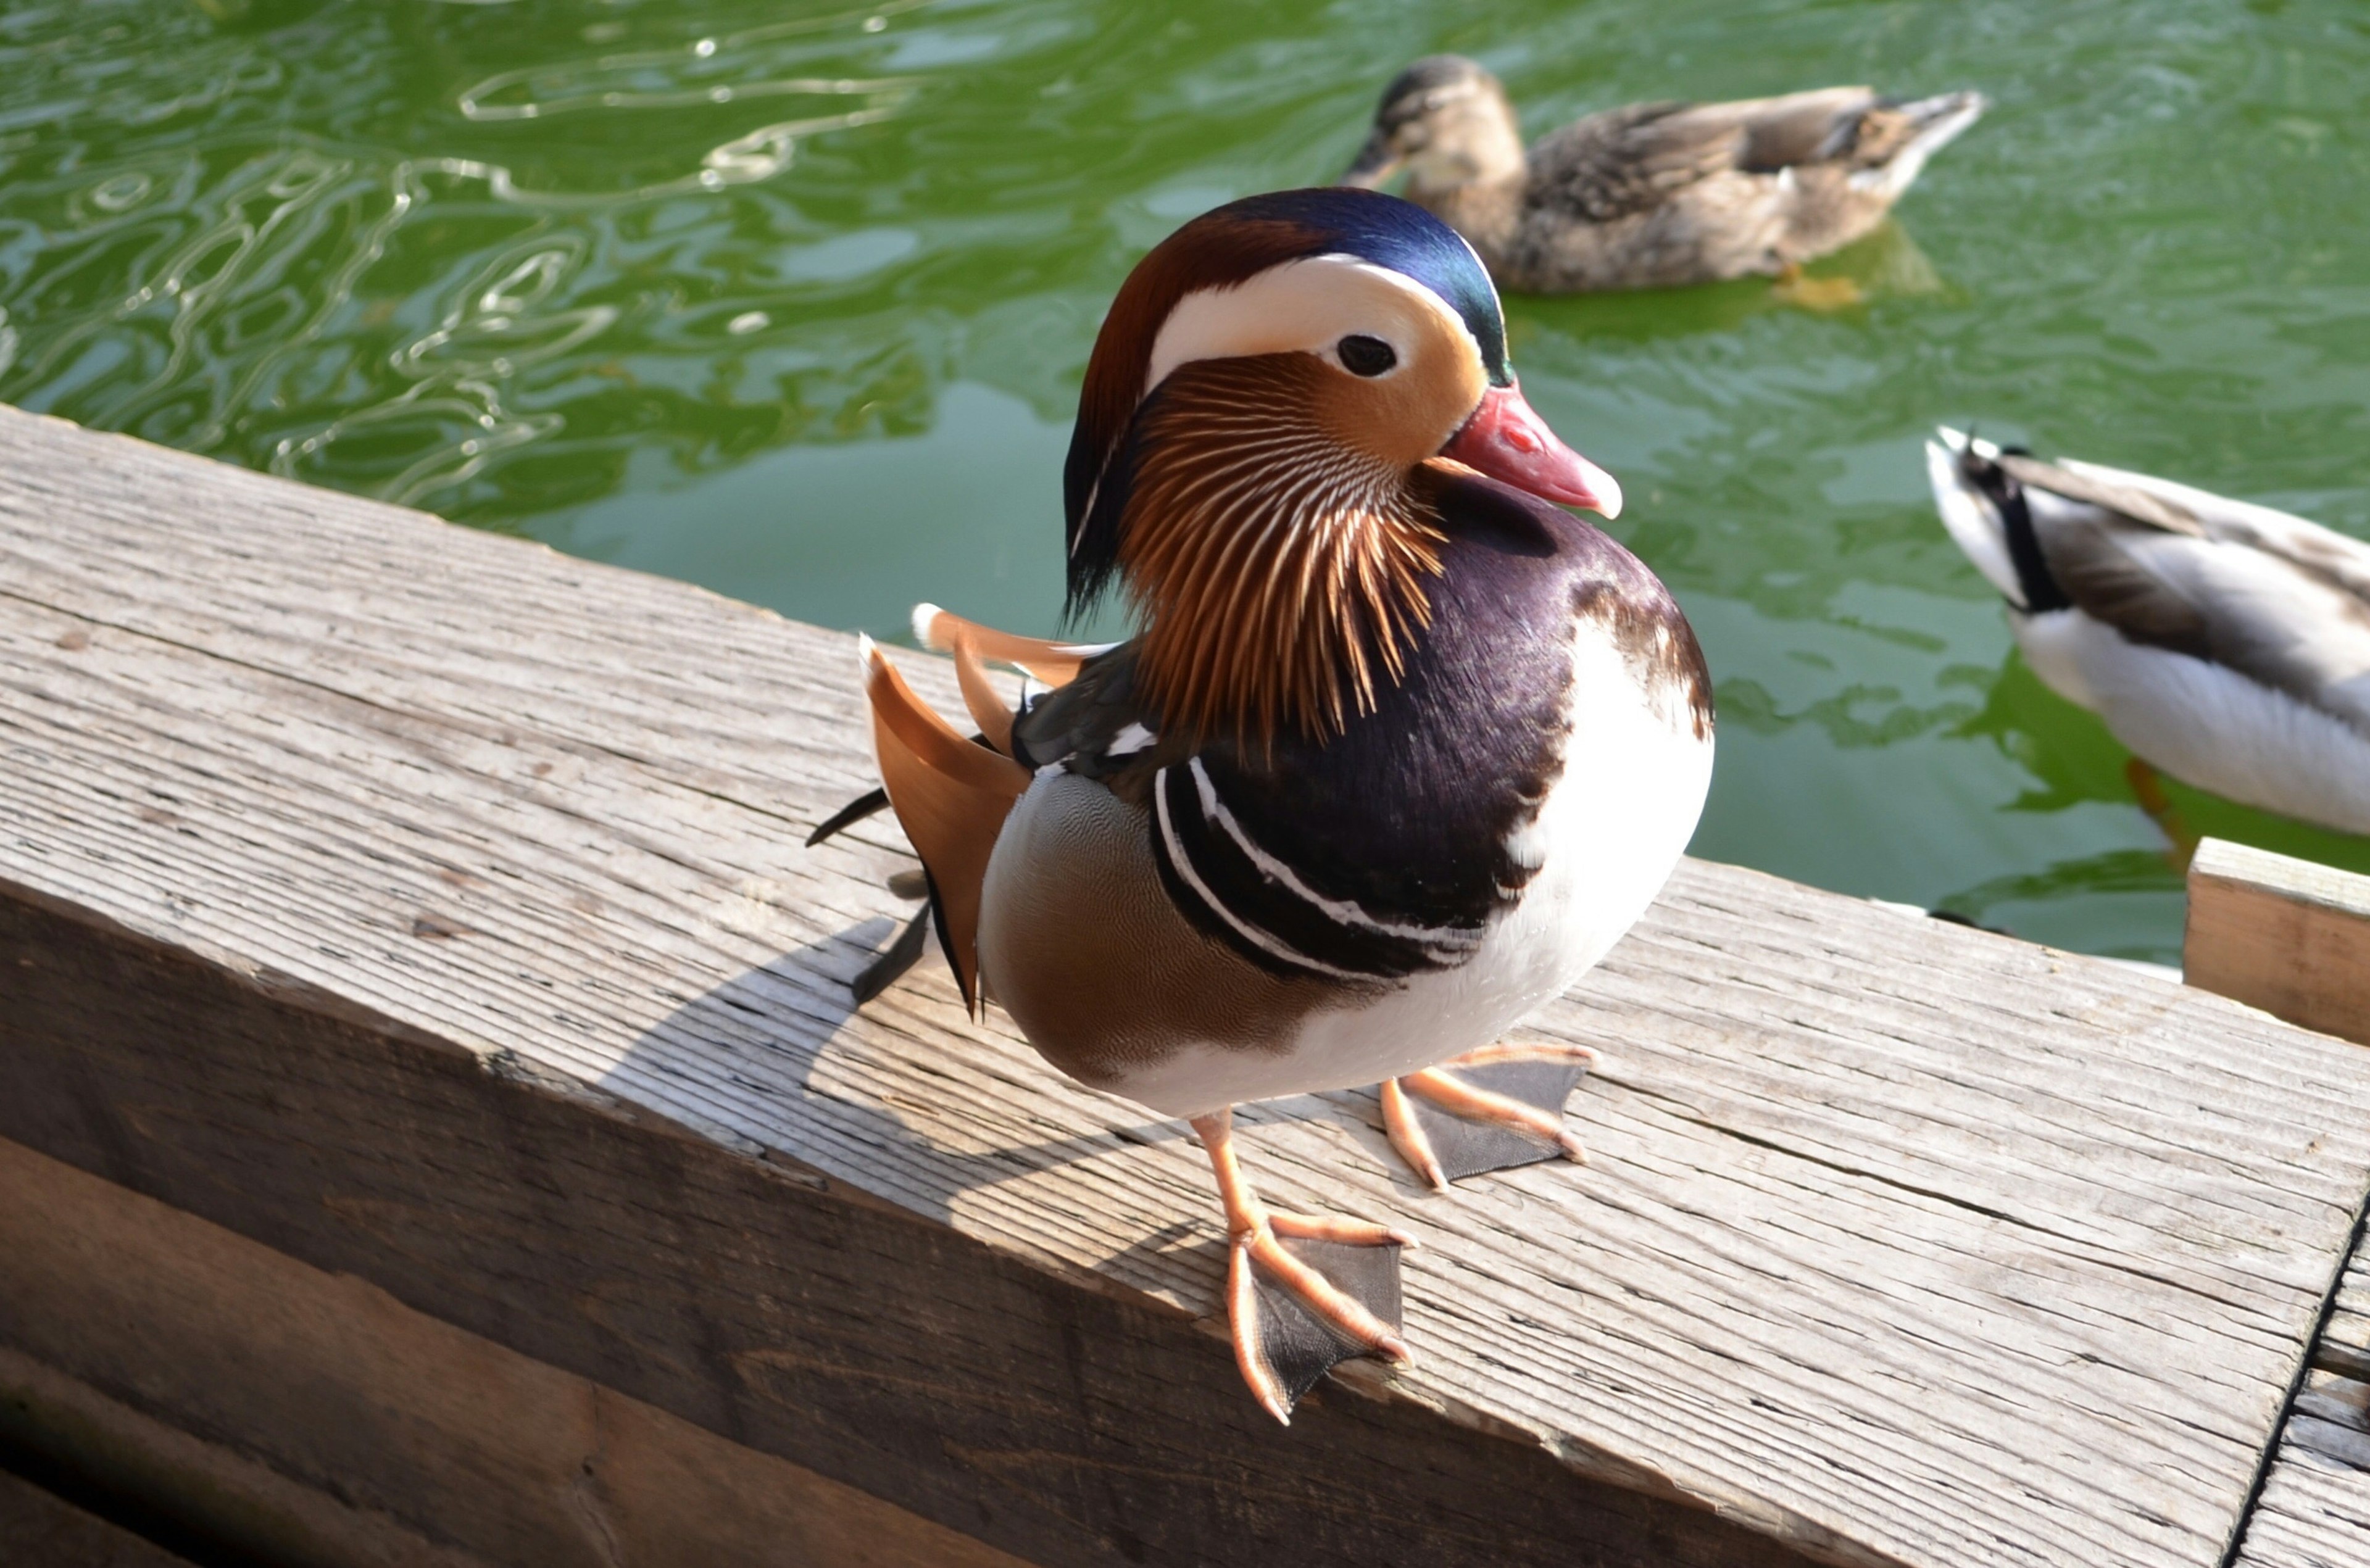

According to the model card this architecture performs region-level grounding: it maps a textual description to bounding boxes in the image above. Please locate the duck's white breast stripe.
[1153,765,1368,981]
[1185,757,1481,952]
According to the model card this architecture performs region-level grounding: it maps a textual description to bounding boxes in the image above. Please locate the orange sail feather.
[858,635,1029,1014]
[912,603,1099,688]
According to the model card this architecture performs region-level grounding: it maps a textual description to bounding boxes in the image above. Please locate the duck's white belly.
[2016,610,2370,836]
[1110,623,1715,1118]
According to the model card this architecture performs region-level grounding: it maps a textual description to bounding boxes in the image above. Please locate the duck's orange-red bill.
[1441,383,1622,520]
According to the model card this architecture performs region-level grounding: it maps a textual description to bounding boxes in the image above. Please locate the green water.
[6,0,2369,961]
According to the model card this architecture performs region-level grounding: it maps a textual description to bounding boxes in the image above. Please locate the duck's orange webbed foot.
[1771,261,1866,312]
[1194,1110,1411,1423]
[1382,1042,1598,1188]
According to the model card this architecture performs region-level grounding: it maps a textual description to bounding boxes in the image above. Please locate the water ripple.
[2,0,2367,958]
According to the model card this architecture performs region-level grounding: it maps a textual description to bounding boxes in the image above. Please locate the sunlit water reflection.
[4,0,2368,960]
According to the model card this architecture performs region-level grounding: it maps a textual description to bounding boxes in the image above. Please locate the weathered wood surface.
[0,1467,193,1568]
[2234,1242,2370,1568]
[2188,838,2370,1048]
[2185,840,2370,1566]
[0,1134,1032,1568]
[4,403,2370,1568]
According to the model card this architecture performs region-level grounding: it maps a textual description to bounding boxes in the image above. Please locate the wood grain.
[2189,838,2370,1566]
[4,404,2370,1568]
[2187,837,2370,1047]
[0,877,1802,1568]
[0,1468,193,1568]
[0,1134,1036,1568]
[2232,1242,2370,1568]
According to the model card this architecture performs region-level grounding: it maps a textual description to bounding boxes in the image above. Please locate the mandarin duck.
[818,188,1715,1419]
[1929,428,2370,838]
[1342,54,1984,296]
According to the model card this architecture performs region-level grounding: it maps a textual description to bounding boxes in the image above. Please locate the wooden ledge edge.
[2186,837,2370,1048]
[0,866,1878,1558]
[1330,1366,1915,1568]
[0,867,1194,1314]
[0,869,478,1076]
[10,401,799,634]
[0,866,1889,1568]
[0,1135,1035,1568]
[2191,838,2370,923]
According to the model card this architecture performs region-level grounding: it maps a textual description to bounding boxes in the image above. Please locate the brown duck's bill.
[1340,128,1402,189]
[1441,383,1623,520]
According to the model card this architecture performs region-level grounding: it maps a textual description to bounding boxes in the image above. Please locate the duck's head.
[1065,185,1618,745]
[1341,56,1525,197]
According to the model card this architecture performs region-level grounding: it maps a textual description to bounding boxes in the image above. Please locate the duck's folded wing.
[2058,457,2370,602]
[1531,86,1978,223]
[1694,86,1885,169]
[1526,102,1748,222]
[1006,642,1170,779]
[1528,88,1906,222]
[1690,86,1981,180]
[2019,470,2370,733]
[1998,454,2206,537]
[812,607,1074,850]
[860,637,1031,1014]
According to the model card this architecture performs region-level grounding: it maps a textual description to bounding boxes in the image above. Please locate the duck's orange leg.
[1193,1108,1411,1423]
[1383,1042,1599,1189]
[2126,757,2200,871]
[1771,260,1866,312]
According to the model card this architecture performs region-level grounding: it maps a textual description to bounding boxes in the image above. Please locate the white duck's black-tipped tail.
[1924,426,2030,608]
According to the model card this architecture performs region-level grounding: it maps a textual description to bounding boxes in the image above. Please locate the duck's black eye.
[1336,334,1397,376]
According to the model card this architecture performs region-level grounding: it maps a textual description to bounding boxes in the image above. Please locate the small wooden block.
[2187,837,2370,1047]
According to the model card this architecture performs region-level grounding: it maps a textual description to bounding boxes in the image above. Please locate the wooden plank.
[3,404,2370,1568]
[2232,1239,2370,1568]
[0,1134,1034,1568]
[2326,1242,2370,1385]
[0,865,1800,1568]
[2187,838,2370,1047]
[2196,837,2370,1562]
[2175,841,2370,1564]
[0,1469,194,1568]
[2238,1449,2370,1568]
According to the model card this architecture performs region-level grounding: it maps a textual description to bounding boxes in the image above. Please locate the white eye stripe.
[1144,254,1481,399]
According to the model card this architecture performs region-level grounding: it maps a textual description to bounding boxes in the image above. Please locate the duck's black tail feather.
[807,786,890,847]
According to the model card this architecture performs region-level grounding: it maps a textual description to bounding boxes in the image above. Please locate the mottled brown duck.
[1344,54,1984,294]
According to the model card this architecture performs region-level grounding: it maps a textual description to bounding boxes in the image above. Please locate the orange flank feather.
[912,603,1094,688]
[859,636,1030,1015]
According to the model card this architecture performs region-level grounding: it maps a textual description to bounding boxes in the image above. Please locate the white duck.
[1927,428,2370,836]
